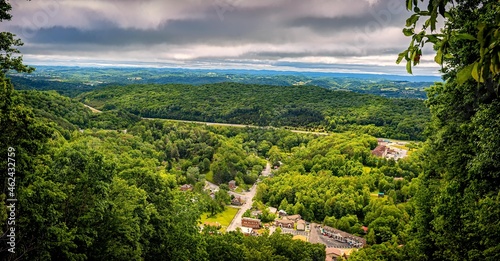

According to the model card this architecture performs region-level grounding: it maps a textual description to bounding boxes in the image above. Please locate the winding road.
[226,183,258,232]
[226,163,271,232]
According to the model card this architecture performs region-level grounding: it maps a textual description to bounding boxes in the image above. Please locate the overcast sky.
[2,0,440,75]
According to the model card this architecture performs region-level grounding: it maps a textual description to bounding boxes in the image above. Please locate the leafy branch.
[397,0,500,85]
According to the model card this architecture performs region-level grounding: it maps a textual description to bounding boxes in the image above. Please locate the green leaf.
[403,28,414,37]
[424,19,430,29]
[471,62,480,82]
[427,1,433,12]
[488,41,497,50]
[477,24,486,43]
[435,48,443,64]
[438,3,446,17]
[406,0,412,11]
[406,14,420,27]
[406,61,413,74]
[455,33,476,41]
[456,64,474,84]
[425,35,439,43]
[396,51,407,64]
[430,12,437,31]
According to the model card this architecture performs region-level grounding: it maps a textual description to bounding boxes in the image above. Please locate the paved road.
[226,163,271,232]
[261,162,271,177]
[83,104,102,113]
[308,223,322,245]
[205,180,219,191]
[226,183,257,232]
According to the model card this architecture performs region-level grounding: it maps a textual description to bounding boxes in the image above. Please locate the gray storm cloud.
[2,0,439,75]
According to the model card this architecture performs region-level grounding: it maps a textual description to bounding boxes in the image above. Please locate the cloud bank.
[3,0,440,75]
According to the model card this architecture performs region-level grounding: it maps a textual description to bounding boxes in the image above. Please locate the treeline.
[18,90,141,134]
[79,82,430,140]
[10,75,95,97]
[203,230,325,260]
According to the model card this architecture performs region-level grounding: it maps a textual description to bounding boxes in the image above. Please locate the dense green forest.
[2,85,330,260]
[9,75,95,97]
[79,83,429,140]
[1,0,500,260]
[255,133,422,244]
[4,87,424,260]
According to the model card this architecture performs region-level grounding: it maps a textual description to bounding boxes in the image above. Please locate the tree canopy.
[393,1,500,260]
[79,82,430,140]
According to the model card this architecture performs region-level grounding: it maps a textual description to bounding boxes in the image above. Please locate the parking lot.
[308,223,351,248]
[281,228,309,237]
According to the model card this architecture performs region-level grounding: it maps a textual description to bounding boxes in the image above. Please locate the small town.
[190,163,369,260]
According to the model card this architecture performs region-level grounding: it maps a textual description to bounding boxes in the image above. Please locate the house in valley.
[296,219,306,231]
[285,214,302,222]
[242,217,261,229]
[276,219,295,229]
[228,180,237,190]
[322,226,366,248]
[231,196,245,206]
[180,184,193,191]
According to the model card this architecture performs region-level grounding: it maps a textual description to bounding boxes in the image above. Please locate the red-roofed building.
[242,217,261,229]
[228,180,237,190]
[361,226,368,234]
[180,184,193,191]
[371,145,387,157]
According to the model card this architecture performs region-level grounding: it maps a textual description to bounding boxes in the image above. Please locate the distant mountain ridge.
[10,66,440,99]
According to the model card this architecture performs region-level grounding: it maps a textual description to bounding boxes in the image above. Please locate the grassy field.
[370,193,388,201]
[205,171,214,183]
[390,144,410,150]
[200,207,239,232]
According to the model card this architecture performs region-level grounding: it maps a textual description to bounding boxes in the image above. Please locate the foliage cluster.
[79,82,430,140]
[0,83,327,260]
[255,133,422,246]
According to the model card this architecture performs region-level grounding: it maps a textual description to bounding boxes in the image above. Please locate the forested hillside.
[12,88,420,260]
[18,90,141,133]
[79,83,429,140]
[9,75,94,97]
[2,86,330,260]
[255,132,422,252]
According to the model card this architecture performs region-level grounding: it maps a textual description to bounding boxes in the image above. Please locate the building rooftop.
[242,217,261,222]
